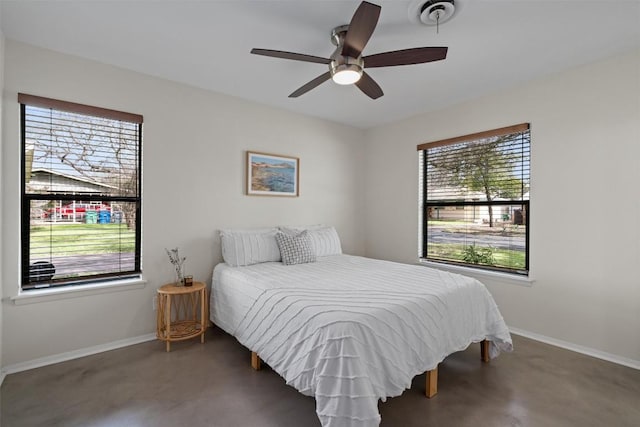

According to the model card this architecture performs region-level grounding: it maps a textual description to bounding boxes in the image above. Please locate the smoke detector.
[409,0,458,27]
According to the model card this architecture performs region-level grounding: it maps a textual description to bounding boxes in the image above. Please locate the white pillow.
[219,227,281,267]
[279,226,342,257]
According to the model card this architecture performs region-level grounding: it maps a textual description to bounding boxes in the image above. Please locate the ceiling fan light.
[331,64,363,85]
[332,69,362,85]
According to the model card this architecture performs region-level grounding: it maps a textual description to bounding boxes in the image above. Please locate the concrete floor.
[1,329,639,427]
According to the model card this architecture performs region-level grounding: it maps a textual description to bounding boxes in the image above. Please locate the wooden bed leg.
[481,339,490,363]
[251,351,262,371]
[425,367,438,398]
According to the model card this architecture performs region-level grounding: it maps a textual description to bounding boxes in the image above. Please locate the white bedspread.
[211,255,512,427]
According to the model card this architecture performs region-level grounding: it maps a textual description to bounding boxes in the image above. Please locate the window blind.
[20,94,142,289]
[418,124,530,274]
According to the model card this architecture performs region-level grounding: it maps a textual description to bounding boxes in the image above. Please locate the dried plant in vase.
[165,247,186,286]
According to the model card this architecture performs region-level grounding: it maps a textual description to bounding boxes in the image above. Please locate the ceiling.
[1,0,639,129]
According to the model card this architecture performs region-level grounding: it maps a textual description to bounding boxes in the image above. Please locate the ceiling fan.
[250,1,448,100]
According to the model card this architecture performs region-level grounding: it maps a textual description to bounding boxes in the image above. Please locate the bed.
[210,228,512,427]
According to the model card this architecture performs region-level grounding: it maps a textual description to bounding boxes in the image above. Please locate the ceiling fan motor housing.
[329,25,364,84]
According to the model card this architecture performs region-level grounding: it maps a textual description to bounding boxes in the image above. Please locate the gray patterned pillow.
[275,230,316,265]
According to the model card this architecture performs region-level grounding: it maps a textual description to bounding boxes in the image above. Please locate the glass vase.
[174,266,185,287]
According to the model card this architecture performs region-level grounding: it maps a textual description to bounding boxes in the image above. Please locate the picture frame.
[246,151,299,197]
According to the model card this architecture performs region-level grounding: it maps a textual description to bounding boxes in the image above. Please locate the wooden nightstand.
[156,281,207,352]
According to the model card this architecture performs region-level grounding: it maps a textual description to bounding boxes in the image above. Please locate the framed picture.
[247,151,299,197]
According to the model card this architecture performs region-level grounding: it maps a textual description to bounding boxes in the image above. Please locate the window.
[418,123,530,275]
[20,93,142,290]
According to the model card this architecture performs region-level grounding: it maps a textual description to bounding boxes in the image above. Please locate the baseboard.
[509,326,640,370]
[3,328,636,378]
[2,333,156,376]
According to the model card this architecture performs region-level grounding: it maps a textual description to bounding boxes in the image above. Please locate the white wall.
[1,40,365,367]
[364,49,640,363]
[3,40,638,370]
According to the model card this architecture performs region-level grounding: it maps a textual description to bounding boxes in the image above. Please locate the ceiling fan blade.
[355,72,383,100]
[364,47,448,68]
[251,48,330,65]
[342,1,381,58]
[289,72,332,98]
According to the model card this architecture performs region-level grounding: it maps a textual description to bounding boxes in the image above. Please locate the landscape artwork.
[247,151,299,196]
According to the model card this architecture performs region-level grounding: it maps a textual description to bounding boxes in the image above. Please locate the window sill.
[417,260,534,287]
[9,277,147,305]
